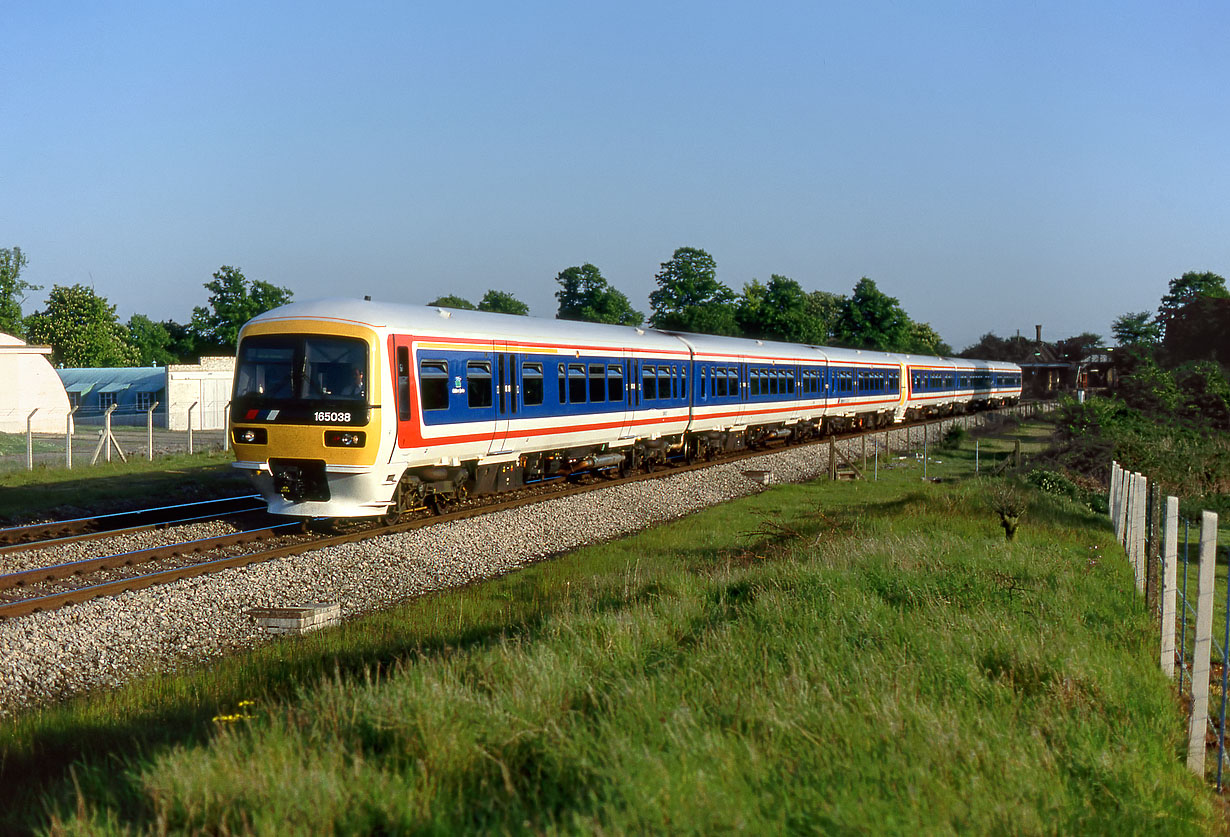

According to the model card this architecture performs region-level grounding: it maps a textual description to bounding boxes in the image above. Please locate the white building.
[0,333,73,433]
[57,357,235,431]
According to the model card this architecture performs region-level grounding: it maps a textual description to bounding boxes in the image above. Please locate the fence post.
[188,401,198,455]
[1146,484,1162,613]
[1128,473,1147,593]
[146,401,160,461]
[26,408,38,471]
[1161,496,1179,677]
[1187,511,1220,776]
[1109,462,1120,535]
[65,407,78,469]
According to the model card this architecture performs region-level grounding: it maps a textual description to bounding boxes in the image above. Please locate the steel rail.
[0,495,267,553]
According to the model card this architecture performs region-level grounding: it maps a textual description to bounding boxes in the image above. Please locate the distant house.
[56,357,235,430]
[0,333,72,433]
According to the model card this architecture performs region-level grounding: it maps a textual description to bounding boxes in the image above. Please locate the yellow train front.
[229,303,398,518]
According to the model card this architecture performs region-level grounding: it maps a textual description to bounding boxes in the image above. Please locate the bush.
[940,425,967,450]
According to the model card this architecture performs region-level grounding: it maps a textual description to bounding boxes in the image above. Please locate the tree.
[477,290,530,316]
[833,278,909,351]
[190,266,293,353]
[427,295,476,310]
[127,314,178,366]
[555,264,643,326]
[0,246,39,338]
[1053,332,1103,364]
[24,284,139,367]
[1174,361,1230,430]
[1161,296,1230,366]
[648,247,738,335]
[1111,311,1162,347]
[804,291,843,344]
[901,321,953,356]
[735,275,828,344]
[1157,271,1229,338]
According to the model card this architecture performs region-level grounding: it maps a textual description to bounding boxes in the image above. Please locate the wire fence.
[0,423,228,472]
[1110,462,1227,787]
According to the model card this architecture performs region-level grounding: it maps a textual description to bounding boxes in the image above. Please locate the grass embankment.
[0,423,1220,833]
[0,452,247,523]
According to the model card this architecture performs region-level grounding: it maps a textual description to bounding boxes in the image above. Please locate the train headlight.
[233,427,267,445]
[325,430,366,448]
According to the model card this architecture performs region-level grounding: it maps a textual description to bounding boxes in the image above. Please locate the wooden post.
[828,438,836,480]
[1188,511,1220,776]
[1161,496,1179,677]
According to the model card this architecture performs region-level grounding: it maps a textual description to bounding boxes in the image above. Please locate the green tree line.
[12,243,1210,370]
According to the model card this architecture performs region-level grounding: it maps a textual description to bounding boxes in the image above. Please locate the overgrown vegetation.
[0,430,1218,833]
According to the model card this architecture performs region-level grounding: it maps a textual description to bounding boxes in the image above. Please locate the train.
[228,298,1022,519]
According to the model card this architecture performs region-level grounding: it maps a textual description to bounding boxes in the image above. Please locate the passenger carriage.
[230,298,1023,520]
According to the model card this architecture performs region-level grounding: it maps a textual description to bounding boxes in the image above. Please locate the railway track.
[0,495,267,552]
[0,404,1047,622]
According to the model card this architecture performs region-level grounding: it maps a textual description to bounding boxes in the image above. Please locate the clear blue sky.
[4,1,1228,350]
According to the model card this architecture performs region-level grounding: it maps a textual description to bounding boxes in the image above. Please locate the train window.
[786,371,795,394]
[397,348,412,420]
[559,364,567,403]
[680,366,686,399]
[419,360,449,411]
[588,364,606,403]
[659,366,672,400]
[698,367,707,400]
[728,368,739,397]
[304,337,367,401]
[569,364,587,403]
[608,365,623,402]
[522,362,544,406]
[642,365,658,400]
[714,368,727,397]
[467,361,492,409]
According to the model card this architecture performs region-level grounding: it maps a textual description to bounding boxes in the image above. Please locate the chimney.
[1035,324,1042,343]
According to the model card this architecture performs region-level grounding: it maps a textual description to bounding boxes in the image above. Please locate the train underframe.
[259,395,1020,521]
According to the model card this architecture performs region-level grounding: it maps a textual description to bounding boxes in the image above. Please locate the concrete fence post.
[146,401,160,461]
[1136,474,1149,593]
[1146,485,1163,613]
[26,408,38,471]
[65,407,78,469]
[1188,511,1220,776]
[187,401,198,455]
[1161,496,1179,678]
[1110,463,1121,536]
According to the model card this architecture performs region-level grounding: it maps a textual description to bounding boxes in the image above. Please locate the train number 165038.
[314,411,352,423]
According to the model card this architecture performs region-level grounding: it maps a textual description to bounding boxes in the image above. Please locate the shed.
[55,357,235,430]
[0,333,73,433]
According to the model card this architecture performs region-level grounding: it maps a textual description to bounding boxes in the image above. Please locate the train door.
[617,354,636,441]
[489,346,517,455]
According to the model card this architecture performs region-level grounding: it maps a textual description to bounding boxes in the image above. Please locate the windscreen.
[233,334,369,424]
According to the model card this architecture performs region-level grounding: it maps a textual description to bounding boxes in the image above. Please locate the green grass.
[0,452,248,523]
[0,420,1221,833]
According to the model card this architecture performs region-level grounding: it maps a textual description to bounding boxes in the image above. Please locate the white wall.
[0,335,72,433]
[166,357,234,431]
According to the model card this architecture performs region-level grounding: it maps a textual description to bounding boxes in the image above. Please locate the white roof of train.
[242,298,688,353]
[243,298,1019,371]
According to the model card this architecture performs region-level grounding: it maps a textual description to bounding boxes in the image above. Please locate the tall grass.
[0,425,1219,833]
